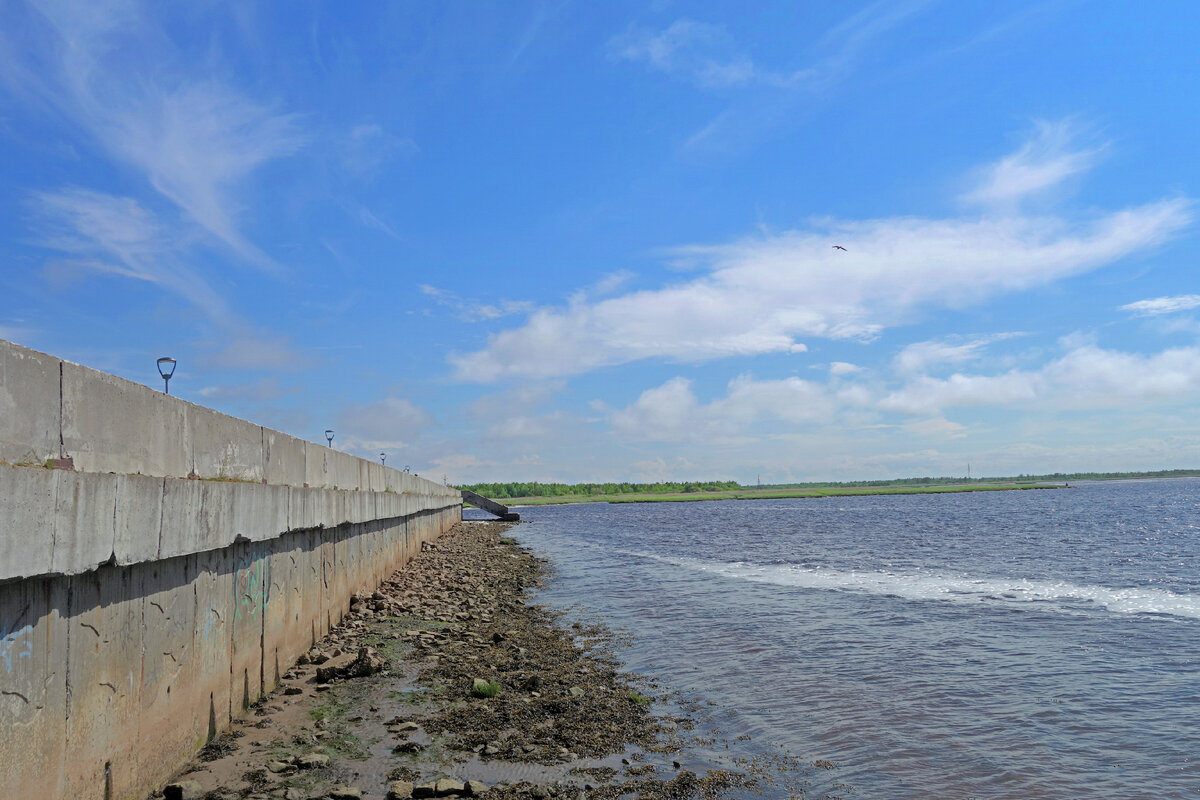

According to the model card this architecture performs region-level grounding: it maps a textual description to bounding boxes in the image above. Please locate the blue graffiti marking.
[0,624,34,672]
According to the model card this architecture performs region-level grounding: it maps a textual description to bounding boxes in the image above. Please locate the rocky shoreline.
[158,520,823,800]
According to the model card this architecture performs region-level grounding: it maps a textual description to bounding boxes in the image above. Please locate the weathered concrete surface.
[0,342,61,467]
[62,359,192,478]
[188,405,264,483]
[0,506,462,800]
[0,338,464,799]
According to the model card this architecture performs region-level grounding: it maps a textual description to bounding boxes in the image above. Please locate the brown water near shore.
[156,520,826,800]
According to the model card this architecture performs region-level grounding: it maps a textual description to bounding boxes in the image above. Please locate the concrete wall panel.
[263,430,306,488]
[114,474,164,565]
[188,406,263,483]
[137,557,202,783]
[0,466,56,580]
[229,541,268,710]
[62,361,190,478]
[63,566,144,800]
[52,471,118,575]
[0,341,61,467]
[0,577,69,798]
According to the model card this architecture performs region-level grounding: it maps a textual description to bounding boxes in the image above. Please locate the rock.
[315,647,388,682]
[520,675,541,692]
[297,752,330,769]
[435,778,465,796]
[327,788,363,800]
[164,781,204,800]
[283,686,303,695]
[266,760,294,773]
[568,686,585,697]
[412,783,438,798]
[393,741,425,754]
[464,780,488,796]
[283,789,304,800]
[387,780,415,799]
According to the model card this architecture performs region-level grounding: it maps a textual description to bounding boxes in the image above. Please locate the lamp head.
[324,429,334,446]
[156,357,176,379]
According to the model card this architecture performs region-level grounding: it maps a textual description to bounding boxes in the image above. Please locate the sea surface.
[471,479,1200,799]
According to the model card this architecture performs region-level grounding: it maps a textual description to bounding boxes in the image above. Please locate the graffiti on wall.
[0,624,34,673]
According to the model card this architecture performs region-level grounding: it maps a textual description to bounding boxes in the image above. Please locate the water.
[473,479,1200,799]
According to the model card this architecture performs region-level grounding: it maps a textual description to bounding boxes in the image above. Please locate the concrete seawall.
[0,339,462,799]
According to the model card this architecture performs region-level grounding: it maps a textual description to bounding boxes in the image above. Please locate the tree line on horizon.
[458,469,1200,498]
[456,480,741,498]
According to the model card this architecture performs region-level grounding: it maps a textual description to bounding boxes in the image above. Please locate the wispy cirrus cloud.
[1120,295,1200,316]
[962,119,1106,207]
[893,332,1025,374]
[3,0,304,270]
[420,284,534,322]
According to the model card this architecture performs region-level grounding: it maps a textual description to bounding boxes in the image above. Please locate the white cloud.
[202,329,314,372]
[32,187,233,321]
[342,123,417,177]
[882,344,1200,415]
[963,119,1105,206]
[609,20,773,89]
[452,199,1191,381]
[420,284,534,323]
[829,361,862,375]
[893,332,1024,374]
[880,371,1039,415]
[337,396,435,452]
[609,374,836,442]
[1120,295,1200,316]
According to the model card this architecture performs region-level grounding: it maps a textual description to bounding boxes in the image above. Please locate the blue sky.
[3,1,1199,484]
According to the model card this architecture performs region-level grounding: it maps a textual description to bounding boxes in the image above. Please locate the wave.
[634,551,1200,620]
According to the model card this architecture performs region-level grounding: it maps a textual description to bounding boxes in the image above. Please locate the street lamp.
[156,357,176,395]
[325,429,334,447]
[380,452,386,465]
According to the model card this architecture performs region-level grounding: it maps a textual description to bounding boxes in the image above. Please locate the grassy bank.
[496,482,1056,506]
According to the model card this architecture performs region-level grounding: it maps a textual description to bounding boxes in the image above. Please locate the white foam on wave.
[634,551,1200,620]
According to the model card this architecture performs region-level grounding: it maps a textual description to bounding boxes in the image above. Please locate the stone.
[164,781,205,800]
[266,760,294,773]
[297,752,330,768]
[387,780,415,799]
[435,778,465,796]
[568,686,585,697]
[327,788,363,800]
[464,780,488,796]
[413,783,438,798]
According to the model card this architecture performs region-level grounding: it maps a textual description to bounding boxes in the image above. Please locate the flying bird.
[832,245,847,251]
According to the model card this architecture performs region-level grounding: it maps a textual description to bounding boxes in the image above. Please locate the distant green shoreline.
[483,483,1058,507]
[459,469,1200,508]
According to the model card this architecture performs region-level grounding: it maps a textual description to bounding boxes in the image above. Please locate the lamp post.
[325,429,334,447]
[156,357,176,395]
[380,452,386,465]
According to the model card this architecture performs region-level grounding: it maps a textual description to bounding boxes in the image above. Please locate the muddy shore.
[158,520,829,800]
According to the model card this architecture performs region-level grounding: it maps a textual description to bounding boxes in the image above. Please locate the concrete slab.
[0,466,56,581]
[62,360,190,478]
[136,555,202,789]
[0,576,69,798]
[263,430,306,487]
[158,480,204,560]
[230,483,289,543]
[229,540,268,710]
[0,340,62,467]
[114,474,165,565]
[188,406,263,483]
[63,565,144,800]
[193,547,235,739]
[52,470,119,575]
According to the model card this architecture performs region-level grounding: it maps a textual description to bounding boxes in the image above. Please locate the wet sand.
[157,520,823,800]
